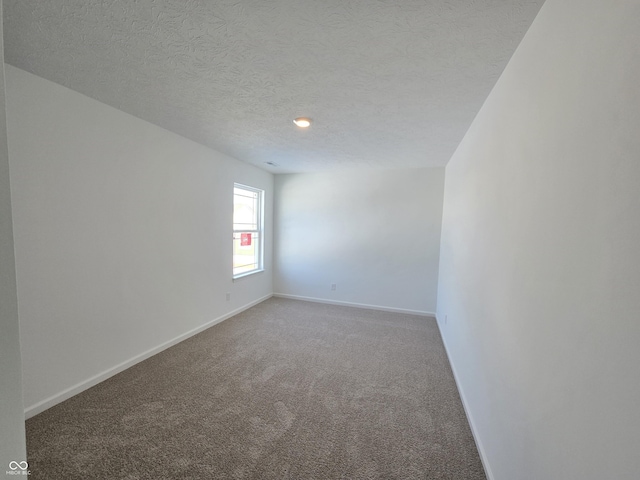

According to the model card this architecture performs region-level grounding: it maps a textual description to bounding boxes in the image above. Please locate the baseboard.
[435,314,494,480]
[273,293,435,317]
[24,294,272,419]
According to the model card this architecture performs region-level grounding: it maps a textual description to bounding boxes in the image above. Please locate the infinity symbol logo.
[8,461,28,470]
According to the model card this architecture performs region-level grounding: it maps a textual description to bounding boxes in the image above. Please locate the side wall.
[0,0,27,468]
[437,1,640,479]
[6,66,274,416]
[274,168,444,314]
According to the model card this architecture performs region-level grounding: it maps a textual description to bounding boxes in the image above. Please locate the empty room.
[2,1,640,479]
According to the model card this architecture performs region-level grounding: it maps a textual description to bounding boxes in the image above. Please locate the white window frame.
[232,183,264,279]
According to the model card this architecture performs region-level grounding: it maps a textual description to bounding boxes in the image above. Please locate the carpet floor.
[26,297,486,479]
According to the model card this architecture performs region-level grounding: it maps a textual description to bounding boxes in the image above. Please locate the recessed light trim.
[293,117,311,128]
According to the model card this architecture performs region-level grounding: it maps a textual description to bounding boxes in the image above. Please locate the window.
[233,184,264,278]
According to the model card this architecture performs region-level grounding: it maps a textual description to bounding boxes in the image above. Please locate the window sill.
[233,269,264,281]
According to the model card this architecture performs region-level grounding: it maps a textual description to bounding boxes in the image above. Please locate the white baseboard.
[273,293,435,317]
[24,294,272,419]
[435,314,494,480]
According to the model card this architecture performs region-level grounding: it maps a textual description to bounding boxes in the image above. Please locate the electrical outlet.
[226,293,230,301]
[445,315,448,324]
[331,283,337,291]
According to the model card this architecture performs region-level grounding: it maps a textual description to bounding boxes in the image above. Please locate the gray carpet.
[26,297,486,479]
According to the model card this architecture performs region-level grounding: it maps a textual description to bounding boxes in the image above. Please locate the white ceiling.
[3,0,545,173]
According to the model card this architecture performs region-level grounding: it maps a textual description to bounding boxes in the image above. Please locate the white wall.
[437,1,640,479]
[6,65,273,416]
[0,1,27,468]
[274,168,444,314]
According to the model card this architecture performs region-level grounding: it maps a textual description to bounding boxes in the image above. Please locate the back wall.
[274,168,444,314]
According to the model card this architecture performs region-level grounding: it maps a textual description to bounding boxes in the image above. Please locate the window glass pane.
[233,187,258,230]
[233,232,260,275]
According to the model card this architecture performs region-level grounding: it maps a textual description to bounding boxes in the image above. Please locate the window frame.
[232,183,264,279]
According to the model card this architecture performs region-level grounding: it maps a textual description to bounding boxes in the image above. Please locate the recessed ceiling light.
[293,117,311,128]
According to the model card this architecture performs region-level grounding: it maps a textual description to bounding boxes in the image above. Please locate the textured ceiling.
[3,0,545,173]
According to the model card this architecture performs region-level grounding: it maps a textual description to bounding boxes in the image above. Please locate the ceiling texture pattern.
[3,0,545,173]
